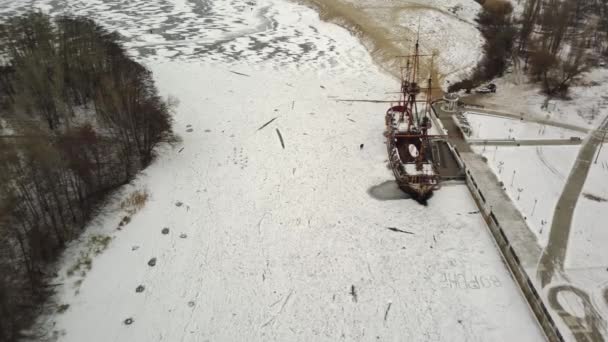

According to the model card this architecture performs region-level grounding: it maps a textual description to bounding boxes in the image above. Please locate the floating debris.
[148,258,157,267]
[136,285,145,293]
[583,193,607,202]
[276,128,285,149]
[384,302,392,321]
[386,227,414,235]
[229,70,250,77]
[257,117,277,131]
[175,201,183,207]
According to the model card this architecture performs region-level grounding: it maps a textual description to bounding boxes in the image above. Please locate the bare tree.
[518,0,542,52]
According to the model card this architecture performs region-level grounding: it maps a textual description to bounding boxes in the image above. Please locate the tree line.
[0,12,174,341]
[449,0,607,96]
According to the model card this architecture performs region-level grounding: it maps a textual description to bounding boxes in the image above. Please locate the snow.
[465,111,586,248]
[0,0,544,340]
[465,112,585,141]
[38,59,545,337]
[404,162,434,175]
[392,4,484,85]
[464,54,608,341]
[0,118,14,135]
[471,68,608,130]
[472,145,580,247]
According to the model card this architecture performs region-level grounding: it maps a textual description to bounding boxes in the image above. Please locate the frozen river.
[0,0,544,340]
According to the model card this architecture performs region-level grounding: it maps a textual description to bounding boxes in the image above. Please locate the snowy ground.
[0,0,544,341]
[472,144,579,247]
[0,118,14,135]
[470,68,608,130]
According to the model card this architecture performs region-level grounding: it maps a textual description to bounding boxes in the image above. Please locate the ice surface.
[0,0,544,340]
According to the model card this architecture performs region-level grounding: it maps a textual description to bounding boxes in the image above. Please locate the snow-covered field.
[472,144,579,247]
[0,0,545,341]
[465,112,585,140]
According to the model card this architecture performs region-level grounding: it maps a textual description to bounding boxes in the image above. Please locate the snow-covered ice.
[0,0,544,340]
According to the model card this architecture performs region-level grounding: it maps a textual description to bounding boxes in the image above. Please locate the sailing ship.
[385,38,442,203]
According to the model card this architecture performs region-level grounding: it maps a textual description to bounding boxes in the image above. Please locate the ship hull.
[396,181,435,204]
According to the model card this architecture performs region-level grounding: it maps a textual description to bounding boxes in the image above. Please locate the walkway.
[535,116,608,342]
[433,104,542,266]
[467,138,582,147]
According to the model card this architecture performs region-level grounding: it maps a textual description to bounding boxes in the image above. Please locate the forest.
[0,12,173,341]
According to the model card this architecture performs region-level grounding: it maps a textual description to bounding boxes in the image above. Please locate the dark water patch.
[367,181,411,201]
[188,0,212,16]
[298,42,314,54]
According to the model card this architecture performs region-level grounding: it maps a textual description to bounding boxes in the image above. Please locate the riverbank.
[294,0,484,88]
